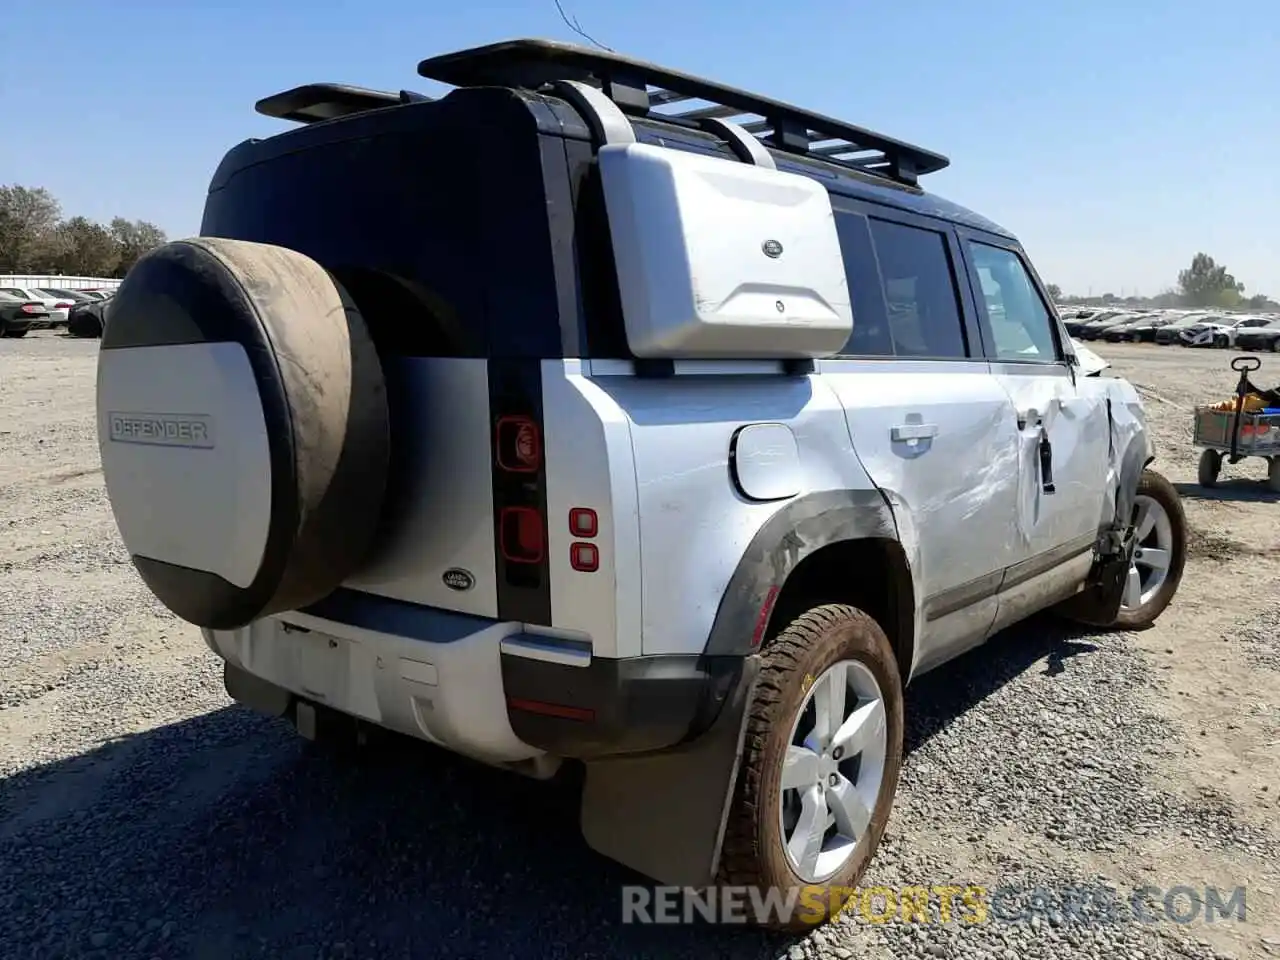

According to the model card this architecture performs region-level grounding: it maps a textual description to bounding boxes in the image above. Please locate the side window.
[968,243,1060,362]
[833,212,969,359]
[868,219,968,358]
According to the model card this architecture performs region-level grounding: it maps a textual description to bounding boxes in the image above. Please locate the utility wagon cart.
[1193,356,1280,491]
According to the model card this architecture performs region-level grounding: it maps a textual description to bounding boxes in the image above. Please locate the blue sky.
[5,0,1276,297]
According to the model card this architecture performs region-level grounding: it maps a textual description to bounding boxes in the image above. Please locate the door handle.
[1017,408,1043,431]
[1038,427,1056,494]
[891,423,938,442]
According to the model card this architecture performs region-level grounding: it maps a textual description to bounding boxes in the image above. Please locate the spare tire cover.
[98,237,390,630]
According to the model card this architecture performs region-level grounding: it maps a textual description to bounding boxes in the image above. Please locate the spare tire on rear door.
[97,237,390,630]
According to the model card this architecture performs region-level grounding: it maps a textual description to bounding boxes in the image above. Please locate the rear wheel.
[3,327,28,338]
[1112,470,1187,629]
[718,604,903,930]
[1213,334,1229,348]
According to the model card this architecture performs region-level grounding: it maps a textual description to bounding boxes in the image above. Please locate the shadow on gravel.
[1173,479,1280,504]
[0,616,1103,960]
[903,613,1101,756]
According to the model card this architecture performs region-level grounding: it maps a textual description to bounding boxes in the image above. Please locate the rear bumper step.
[210,591,747,762]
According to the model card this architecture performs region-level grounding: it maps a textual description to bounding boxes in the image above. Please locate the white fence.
[0,275,122,291]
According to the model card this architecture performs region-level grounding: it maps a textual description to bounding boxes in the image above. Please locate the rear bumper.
[207,589,741,763]
[500,650,743,760]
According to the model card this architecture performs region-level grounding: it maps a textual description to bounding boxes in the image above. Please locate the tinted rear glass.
[201,106,564,359]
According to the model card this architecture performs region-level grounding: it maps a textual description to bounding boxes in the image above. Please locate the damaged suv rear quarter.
[95,39,1187,929]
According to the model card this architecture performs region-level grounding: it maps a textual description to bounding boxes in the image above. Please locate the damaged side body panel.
[1057,375,1153,625]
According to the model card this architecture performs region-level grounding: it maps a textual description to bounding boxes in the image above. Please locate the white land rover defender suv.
[96,39,1187,928]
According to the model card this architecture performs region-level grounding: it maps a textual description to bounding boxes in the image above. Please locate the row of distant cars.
[1057,307,1280,352]
[0,285,113,339]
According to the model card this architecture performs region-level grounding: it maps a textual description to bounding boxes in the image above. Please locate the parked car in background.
[1179,315,1272,348]
[34,287,96,304]
[0,287,73,326]
[1155,314,1222,345]
[1078,312,1158,341]
[0,291,51,337]
[1064,309,1125,337]
[1125,313,1201,343]
[1102,314,1171,342]
[1234,319,1280,352]
[66,293,112,338]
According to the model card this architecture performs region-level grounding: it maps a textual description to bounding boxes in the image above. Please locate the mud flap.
[579,655,761,887]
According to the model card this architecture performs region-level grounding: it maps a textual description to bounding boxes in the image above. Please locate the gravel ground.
[1,334,1278,960]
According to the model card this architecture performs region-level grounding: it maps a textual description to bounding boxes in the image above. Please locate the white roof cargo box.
[598,143,853,359]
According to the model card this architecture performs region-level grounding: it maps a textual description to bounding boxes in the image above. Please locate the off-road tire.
[1198,448,1221,487]
[717,604,904,930]
[1111,469,1187,630]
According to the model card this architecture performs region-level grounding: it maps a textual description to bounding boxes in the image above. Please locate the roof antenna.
[553,0,614,52]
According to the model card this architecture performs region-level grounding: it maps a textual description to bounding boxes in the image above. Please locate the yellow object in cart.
[1210,394,1266,412]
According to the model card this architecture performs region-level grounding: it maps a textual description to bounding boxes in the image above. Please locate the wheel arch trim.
[702,489,906,658]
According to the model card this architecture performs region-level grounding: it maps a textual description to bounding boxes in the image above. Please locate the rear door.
[819,202,1020,672]
[956,233,1112,626]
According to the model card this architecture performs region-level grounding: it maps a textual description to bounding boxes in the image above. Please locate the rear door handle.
[891,423,938,442]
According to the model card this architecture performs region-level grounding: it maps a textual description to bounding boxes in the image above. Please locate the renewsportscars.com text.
[621,883,1247,926]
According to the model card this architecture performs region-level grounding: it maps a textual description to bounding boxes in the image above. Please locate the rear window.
[201,107,565,359]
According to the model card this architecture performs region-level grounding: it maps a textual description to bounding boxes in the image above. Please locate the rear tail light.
[500,507,544,564]
[55,302,72,309]
[21,305,40,314]
[495,416,541,473]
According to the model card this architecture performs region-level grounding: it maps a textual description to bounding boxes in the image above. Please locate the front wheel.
[1198,448,1221,487]
[1112,470,1187,629]
[718,604,904,930]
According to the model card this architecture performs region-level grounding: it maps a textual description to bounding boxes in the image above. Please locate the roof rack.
[417,39,947,186]
[255,83,432,124]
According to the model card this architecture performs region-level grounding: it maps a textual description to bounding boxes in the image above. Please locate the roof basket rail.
[416,39,948,186]
[255,83,432,125]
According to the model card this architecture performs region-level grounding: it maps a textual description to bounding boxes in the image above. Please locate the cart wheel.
[1268,458,1280,493]
[1197,449,1221,487]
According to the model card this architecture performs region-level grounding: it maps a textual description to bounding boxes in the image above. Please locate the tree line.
[0,185,168,278]
[1048,252,1278,312]
[4,184,1273,315]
